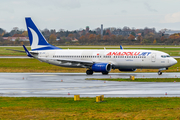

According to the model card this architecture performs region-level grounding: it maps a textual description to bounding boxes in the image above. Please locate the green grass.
[0,58,179,73]
[1,45,180,56]
[86,78,180,82]
[0,46,31,56]
[0,97,180,119]
[0,58,86,72]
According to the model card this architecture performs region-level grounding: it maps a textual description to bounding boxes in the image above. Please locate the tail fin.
[25,17,61,51]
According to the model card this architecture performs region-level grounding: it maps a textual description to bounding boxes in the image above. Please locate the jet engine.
[92,63,112,72]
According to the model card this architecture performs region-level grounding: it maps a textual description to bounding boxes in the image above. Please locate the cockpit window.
[161,55,170,58]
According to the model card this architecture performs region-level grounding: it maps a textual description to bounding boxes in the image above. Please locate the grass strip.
[86,78,180,82]
[1,46,180,56]
[0,97,180,119]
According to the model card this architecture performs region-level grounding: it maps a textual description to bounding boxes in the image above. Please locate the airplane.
[23,17,177,75]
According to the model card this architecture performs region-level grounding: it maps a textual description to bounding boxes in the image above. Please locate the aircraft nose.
[170,58,177,66]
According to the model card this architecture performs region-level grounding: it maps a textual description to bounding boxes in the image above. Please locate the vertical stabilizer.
[25,17,61,51]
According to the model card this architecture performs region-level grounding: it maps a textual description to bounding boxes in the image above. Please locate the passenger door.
[151,54,156,62]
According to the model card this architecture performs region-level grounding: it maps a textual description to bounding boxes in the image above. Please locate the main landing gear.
[102,71,109,75]
[86,70,93,75]
[86,70,109,75]
[158,71,162,75]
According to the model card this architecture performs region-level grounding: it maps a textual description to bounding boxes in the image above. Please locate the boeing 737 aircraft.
[23,17,177,75]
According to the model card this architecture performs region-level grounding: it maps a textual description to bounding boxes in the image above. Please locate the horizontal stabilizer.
[23,45,33,57]
[6,49,25,53]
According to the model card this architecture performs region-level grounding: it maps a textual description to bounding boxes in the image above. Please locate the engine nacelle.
[92,63,112,72]
[119,68,137,72]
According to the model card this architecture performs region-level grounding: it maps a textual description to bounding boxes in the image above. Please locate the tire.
[86,70,93,75]
[158,71,162,75]
[102,71,109,75]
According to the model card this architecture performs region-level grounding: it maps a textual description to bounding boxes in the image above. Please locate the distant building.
[71,38,78,42]
[3,37,29,41]
[101,24,103,36]
[95,27,101,35]
[164,30,180,35]
[86,26,89,33]
[112,31,131,36]
[136,33,142,36]
[110,27,116,32]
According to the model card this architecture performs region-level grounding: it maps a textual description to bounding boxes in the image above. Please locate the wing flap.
[57,58,94,65]
[42,57,94,65]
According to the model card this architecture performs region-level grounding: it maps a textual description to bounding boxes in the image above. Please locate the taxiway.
[0,73,180,97]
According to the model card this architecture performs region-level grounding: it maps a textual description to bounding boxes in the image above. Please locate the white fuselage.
[32,49,177,70]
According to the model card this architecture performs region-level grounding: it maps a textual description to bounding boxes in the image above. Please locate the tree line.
[0,27,179,46]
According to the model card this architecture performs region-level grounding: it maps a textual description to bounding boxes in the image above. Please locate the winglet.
[120,45,123,50]
[23,45,33,57]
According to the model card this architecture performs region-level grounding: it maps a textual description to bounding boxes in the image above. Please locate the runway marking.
[30,75,57,76]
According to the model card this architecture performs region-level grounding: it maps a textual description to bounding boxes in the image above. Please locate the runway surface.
[0,72,180,97]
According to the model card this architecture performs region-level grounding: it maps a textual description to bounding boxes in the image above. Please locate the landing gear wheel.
[102,71,109,75]
[86,70,93,75]
[158,71,162,75]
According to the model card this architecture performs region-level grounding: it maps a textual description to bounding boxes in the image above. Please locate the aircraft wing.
[42,57,94,67]
[58,59,93,65]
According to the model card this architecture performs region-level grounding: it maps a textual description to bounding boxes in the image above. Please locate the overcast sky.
[0,0,180,32]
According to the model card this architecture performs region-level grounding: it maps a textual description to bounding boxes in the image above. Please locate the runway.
[0,73,180,97]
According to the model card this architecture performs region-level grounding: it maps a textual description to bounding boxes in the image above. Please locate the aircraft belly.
[115,59,140,67]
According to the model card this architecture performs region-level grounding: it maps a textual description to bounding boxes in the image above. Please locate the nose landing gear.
[158,71,162,75]
[158,68,168,75]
